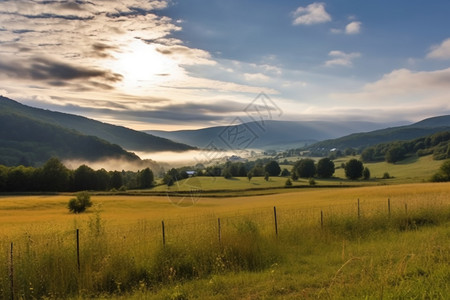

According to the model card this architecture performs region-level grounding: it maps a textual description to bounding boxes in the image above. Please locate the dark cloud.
[22,13,93,21]
[0,56,122,84]
[90,42,117,58]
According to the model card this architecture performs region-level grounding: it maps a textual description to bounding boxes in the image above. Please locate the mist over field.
[134,149,253,168]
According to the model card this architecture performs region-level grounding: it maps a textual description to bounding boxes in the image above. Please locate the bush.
[308,178,316,186]
[68,191,93,213]
[430,159,450,182]
[382,172,391,179]
[363,167,371,180]
[285,178,292,187]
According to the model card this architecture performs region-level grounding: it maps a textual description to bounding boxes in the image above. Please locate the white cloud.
[325,51,361,67]
[345,21,361,34]
[330,68,450,110]
[243,72,270,82]
[292,2,331,25]
[363,68,450,95]
[427,38,450,60]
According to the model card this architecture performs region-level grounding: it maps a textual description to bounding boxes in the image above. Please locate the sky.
[1,0,450,131]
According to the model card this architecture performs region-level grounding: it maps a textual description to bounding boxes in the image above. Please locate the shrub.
[382,172,391,179]
[285,178,292,187]
[430,159,450,182]
[68,191,93,213]
[308,178,316,186]
[363,167,371,180]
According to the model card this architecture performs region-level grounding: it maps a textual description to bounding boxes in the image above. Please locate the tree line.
[0,157,154,192]
[361,131,450,163]
[161,157,370,187]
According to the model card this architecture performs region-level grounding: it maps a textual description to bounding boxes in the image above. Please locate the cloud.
[292,2,331,25]
[345,21,361,34]
[243,73,271,82]
[331,21,362,35]
[0,56,122,84]
[427,38,450,60]
[330,68,450,112]
[363,68,450,94]
[325,51,361,67]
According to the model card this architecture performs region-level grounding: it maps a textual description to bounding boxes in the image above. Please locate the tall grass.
[0,185,449,298]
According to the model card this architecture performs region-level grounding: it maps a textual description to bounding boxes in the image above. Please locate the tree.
[285,178,292,187]
[249,165,265,176]
[68,191,92,213]
[264,161,281,176]
[292,158,316,178]
[264,172,269,181]
[361,148,375,162]
[316,157,335,178]
[110,171,123,189]
[139,168,154,188]
[431,159,450,182]
[40,157,70,191]
[385,145,405,163]
[440,159,450,178]
[95,169,110,191]
[280,168,290,177]
[222,168,233,179]
[73,164,96,191]
[247,171,253,181]
[345,159,364,180]
[363,167,371,180]
[237,163,247,177]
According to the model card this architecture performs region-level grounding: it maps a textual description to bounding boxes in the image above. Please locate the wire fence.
[1,196,449,299]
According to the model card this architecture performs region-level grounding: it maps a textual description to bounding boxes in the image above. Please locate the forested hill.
[0,111,140,166]
[0,96,195,152]
[307,115,450,151]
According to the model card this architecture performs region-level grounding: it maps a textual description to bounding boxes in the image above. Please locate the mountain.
[145,120,407,150]
[307,115,450,151]
[0,96,195,152]
[0,111,139,166]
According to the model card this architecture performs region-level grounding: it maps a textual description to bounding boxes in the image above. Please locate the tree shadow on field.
[395,155,419,165]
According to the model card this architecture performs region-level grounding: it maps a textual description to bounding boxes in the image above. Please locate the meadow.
[0,182,449,299]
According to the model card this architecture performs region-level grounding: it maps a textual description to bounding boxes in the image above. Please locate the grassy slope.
[146,155,442,197]
[334,154,443,183]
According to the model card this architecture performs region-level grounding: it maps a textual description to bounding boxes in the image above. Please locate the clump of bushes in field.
[430,159,450,182]
[68,191,92,213]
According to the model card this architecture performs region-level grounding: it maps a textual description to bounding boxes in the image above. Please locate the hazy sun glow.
[107,39,182,93]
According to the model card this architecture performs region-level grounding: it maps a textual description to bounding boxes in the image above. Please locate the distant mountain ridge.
[146,120,408,150]
[0,96,195,152]
[0,110,139,166]
[307,115,450,151]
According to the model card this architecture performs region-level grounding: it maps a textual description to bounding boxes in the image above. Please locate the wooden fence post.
[273,206,278,237]
[218,218,221,244]
[161,221,166,247]
[388,198,391,218]
[10,242,14,300]
[321,210,324,229]
[76,229,80,273]
[357,198,360,219]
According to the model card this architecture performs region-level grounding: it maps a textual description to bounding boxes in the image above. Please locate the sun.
[108,39,181,92]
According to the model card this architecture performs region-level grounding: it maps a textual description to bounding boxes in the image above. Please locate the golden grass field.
[1,182,449,233]
[1,182,449,299]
